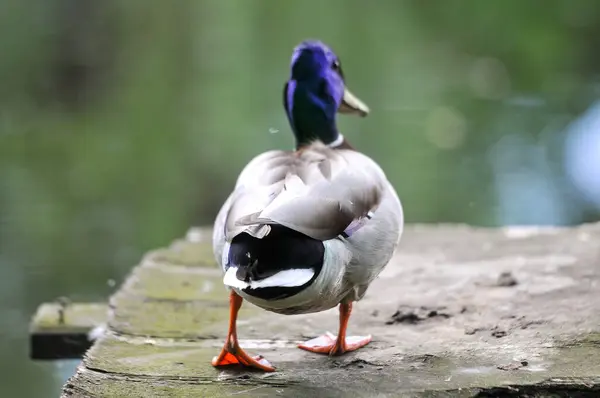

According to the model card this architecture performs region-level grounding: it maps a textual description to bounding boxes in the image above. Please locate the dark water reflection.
[1,1,600,396]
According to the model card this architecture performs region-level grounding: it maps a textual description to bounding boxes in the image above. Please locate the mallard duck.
[211,40,404,372]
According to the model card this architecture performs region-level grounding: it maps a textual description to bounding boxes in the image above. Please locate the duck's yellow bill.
[338,88,370,117]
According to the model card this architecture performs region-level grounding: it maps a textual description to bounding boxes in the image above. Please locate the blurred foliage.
[1,0,600,396]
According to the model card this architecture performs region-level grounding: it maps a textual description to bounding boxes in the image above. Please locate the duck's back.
[219,143,389,243]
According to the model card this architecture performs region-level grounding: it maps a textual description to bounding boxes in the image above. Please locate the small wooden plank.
[30,302,108,360]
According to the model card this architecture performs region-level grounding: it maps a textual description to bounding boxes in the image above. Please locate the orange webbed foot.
[212,345,275,372]
[298,331,372,356]
[212,291,276,372]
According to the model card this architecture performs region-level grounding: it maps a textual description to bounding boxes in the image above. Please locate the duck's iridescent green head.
[284,40,369,149]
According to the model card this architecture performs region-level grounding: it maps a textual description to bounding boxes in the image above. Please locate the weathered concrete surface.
[62,223,600,397]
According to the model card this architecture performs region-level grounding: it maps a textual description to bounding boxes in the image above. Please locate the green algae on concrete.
[122,262,225,302]
[148,239,216,268]
[107,291,242,339]
[63,367,292,398]
[576,332,600,346]
[83,333,300,380]
[84,333,225,378]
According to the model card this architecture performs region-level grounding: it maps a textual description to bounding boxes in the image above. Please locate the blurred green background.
[2,0,600,396]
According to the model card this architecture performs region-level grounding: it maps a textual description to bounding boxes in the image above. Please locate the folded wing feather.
[225,143,386,241]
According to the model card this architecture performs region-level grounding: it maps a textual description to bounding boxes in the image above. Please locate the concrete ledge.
[30,302,108,360]
[60,223,600,397]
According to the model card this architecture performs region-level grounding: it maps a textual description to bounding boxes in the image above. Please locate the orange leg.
[298,302,372,356]
[212,291,275,372]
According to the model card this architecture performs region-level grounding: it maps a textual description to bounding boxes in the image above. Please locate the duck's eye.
[331,60,344,79]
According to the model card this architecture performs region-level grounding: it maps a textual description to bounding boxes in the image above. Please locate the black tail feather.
[228,225,325,300]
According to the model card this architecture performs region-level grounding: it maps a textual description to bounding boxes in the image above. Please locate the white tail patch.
[223,266,315,290]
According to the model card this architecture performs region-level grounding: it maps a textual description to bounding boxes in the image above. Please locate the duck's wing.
[223,143,388,241]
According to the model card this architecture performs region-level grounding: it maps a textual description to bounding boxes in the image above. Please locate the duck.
[211,40,404,372]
